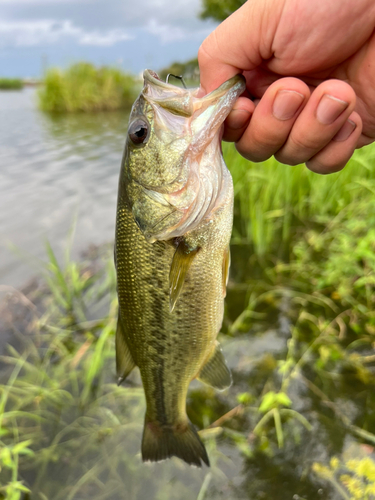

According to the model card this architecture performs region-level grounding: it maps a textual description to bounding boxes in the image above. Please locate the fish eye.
[128,119,149,145]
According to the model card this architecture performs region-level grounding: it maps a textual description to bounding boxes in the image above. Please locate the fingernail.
[316,94,348,125]
[227,109,251,130]
[272,90,305,120]
[333,119,356,142]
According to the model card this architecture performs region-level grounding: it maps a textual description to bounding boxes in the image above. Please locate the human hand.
[198,0,375,173]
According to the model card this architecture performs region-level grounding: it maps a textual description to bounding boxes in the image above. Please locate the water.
[0,88,127,287]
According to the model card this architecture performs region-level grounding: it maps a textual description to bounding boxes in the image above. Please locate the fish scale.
[115,70,246,466]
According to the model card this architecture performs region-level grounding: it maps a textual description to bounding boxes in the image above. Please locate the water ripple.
[0,88,129,286]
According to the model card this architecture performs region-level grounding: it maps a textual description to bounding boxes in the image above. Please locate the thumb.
[198,0,283,94]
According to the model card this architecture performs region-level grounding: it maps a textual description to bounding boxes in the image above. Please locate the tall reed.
[38,63,139,113]
[226,142,375,255]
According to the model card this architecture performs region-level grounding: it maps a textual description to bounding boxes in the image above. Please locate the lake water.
[0,88,127,287]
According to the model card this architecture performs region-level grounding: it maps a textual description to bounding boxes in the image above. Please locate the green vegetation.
[38,63,139,113]
[2,145,375,498]
[313,456,375,499]
[0,79,23,91]
[227,143,375,255]
[200,0,246,21]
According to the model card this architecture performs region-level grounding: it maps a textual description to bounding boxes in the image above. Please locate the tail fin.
[141,418,210,467]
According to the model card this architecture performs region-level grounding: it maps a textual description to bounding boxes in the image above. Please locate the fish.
[115,69,246,467]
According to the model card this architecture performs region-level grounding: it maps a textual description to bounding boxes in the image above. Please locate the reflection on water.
[0,88,128,287]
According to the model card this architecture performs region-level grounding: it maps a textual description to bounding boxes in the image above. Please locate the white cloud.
[0,19,133,48]
[145,19,187,43]
[78,29,132,46]
[0,0,87,3]
[1,0,212,34]
[145,18,212,44]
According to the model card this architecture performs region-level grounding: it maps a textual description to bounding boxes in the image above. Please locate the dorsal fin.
[169,239,199,312]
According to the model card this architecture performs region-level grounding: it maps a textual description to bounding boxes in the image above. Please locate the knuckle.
[236,143,271,163]
[306,145,355,174]
[274,133,320,165]
[251,137,279,157]
[274,150,301,166]
[306,158,346,174]
[247,124,288,158]
[306,154,349,174]
[289,133,319,153]
[237,135,280,163]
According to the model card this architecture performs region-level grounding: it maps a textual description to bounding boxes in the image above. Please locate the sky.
[0,0,218,78]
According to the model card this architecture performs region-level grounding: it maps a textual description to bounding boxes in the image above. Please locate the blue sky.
[0,0,218,78]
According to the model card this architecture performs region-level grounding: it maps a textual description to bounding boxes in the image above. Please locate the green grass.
[38,63,139,113]
[226,143,375,255]
[0,79,23,90]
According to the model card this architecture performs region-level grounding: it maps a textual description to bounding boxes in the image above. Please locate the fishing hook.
[166,74,187,89]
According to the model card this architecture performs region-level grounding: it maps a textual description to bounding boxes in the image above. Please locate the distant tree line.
[0,78,24,90]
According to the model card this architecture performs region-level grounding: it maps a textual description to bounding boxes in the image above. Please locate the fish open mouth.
[131,71,246,243]
[143,69,246,119]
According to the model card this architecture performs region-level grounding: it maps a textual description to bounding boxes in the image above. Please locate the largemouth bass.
[115,70,245,467]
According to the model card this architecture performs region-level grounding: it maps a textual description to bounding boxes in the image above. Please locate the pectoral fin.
[116,316,135,385]
[222,246,230,297]
[197,341,232,390]
[169,240,199,312]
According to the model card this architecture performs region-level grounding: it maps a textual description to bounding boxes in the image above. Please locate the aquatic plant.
[0,358,33,500]
[38,63,139,113]
[313,455,375,500]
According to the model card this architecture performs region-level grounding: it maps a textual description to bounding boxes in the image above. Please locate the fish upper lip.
[143,69,181,90]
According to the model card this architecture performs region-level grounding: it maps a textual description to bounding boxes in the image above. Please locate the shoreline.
[0,242,113,357]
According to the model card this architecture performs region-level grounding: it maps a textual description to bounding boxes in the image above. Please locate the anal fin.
[116,316,136,385]
[169,239,199,312]
[198,341,232,391]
